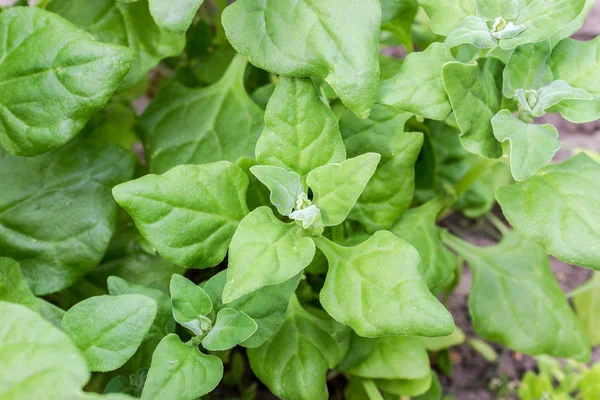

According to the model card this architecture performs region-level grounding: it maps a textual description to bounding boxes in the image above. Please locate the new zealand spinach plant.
[1,0,599,399]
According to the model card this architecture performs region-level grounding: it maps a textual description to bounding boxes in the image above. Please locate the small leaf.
[222,0,382,117]
[497,154,600,271]
[378,43,454,120]
[0,257,37,310]
[113,161,249,268]
[223,207,315,303]
[0,301,89,399]
[307,153,381,227]
[247,297,349,400]
[375,374,433,397]
[202,308,258,351]
[315,232,454,338]
[255,77,346,179]
[445,16,496,48]
[417,0,478,36]
[443,231,590,360]
[443,58,504,158]
[530,80,592,117]
[573,273,600,346]
[62,294,158,372]
[580,364,600,400]
[491,110,560,181]
[476,0,519,20]
[250,165,303,216]
[170,275,212,334]
[203,271,301,348]
[0,7,134,156]
[141,334,223,400]
[148,0,204,33]
[503,40,553,97]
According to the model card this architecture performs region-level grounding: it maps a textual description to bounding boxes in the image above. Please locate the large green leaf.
[47,0,184,90]
[201,308,257,351]
[548,37,600,123]
[222,0,381,118]
[255,77,346,179]
[417,0,477,36]
[497,154,600,271]
[307,153,381,227]
[378,43,454,120]
[148,0,204,33]
[247,297,349,400]
[573,273,600,347]
[0,257,37,310]
[443,231,590,360]
[549,0,595,46]
[491,110,560,181]
[391,198,456,289]
[141,334,223,400]
[204,270,301,348]
[223,206,315,303]
[0,301,89,399]
[502,40,553,97]
[112,161,249,268]
[315,232,454,338]
[0,7,133,156]
[0,139,134,295]
[140,56,264,174]
[442,57,504,158]
[62,294,158,372]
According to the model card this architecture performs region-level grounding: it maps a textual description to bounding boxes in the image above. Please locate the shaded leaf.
[0,257,37,310]
[148,0,204,33]
[250,165,303,216]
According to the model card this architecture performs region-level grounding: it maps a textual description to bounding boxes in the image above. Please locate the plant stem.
[487,214,509,236]
[454,157,497,198]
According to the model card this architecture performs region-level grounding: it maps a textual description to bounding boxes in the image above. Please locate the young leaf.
[573,273,600,347]
[443,231,590,360]
[443,58,504,158]
[526,80,592,118]
[0,257,38,310]
[0,301,89,399]
[204,271,301,348]
[223,207,315,303]
[491,110,560,181]
[247,297,349,400]
[503,40,553,98]
[255,77,346,179]
[148,0,204,33]
[250,165,303,216]
[497,154,600,271]
[307,153,381,227]
[315,232,454,338]
[548,37,600,123]
[444,16,496,48]
[580,365,600,400]
[378,43,454,120]
[0,7,133,156]
[417,0,478,36]
[141,334,223,400]
[391,198,456,289]
[140,56,264,174]
[170,275,213,335]
[112,161,249,268]
[0,139,135,295]
[47,0,185,90]
[375,374,433,397]
[201,308,258,351]
[222,0,382,118]
[62,294,158,372]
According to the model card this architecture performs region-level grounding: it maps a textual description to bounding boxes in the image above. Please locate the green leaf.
[443,57,504,158]
[391,198,456,289]
[349,336,430,380]
[47,0,185,90]
[518,371,554,400]
[203,270,301,348]
[414,373,443,400]
[549,0,595,46]
[0,301,89,399]
[523,80,592,118]
[375,374,433,397]
[499,0,587,50]
[381,0,419,23]
[202,308,258,351]
[0,139,135,295]
[170,274,213,335]
[345,378,385,400]
[573,273,600,346]
[140,56,264,174]
[148,0,204,33]
[476,0,519,20]
[222,0,381,118]
[307,153,381,227]
[247,297,349,400]
[112,161,249,268]
[223,206,315,302]
[417,0,477,36]
[444,16,496,48]
[378,43,454,120]
[497,154,600,271]
[502,40,553,97]
[141,334,223,400]
[250,165,303,216]
[341,108,423,232]
[491,110,560,181]
[62,294,158,372]
[420,326,466,351]
[580,365,600,400]
[0,7,133,156]
[0,257,37,310]
[255,77,346,179]
[548,37,600,123]
[37,298,66,329]
[443,231,590,360]
[315,232,454,337]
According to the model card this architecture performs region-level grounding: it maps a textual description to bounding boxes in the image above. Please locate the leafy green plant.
[1,0,599,399]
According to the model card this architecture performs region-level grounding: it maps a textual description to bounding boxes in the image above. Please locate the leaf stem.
[215,0,229,45]
[487,214,509,236]
[454,157,498,198]
[440,230,478,258]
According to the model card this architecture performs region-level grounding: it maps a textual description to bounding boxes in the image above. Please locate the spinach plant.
[0,0,599,399]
